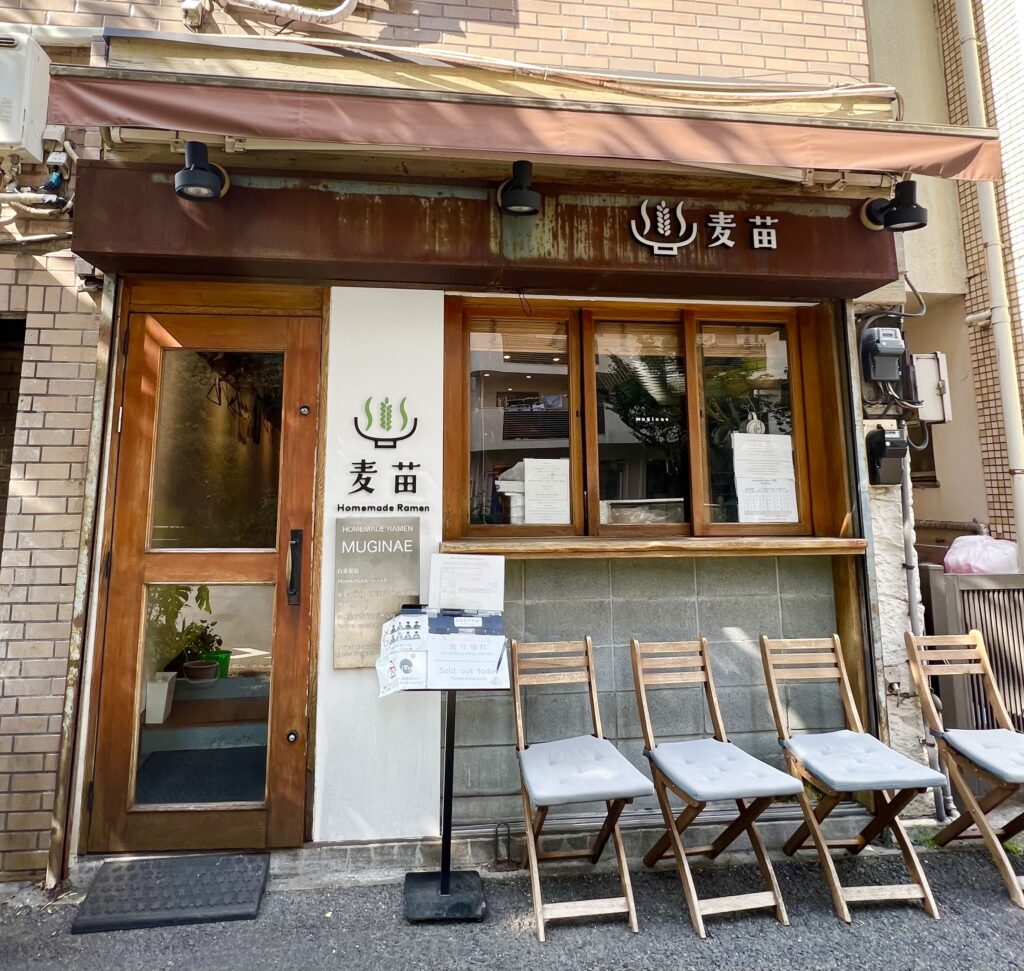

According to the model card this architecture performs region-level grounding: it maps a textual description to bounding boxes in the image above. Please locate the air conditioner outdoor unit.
[0,34,51,163]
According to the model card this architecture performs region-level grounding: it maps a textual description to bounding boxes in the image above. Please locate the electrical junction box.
[910,352,952,424]
[866,426,909,485]
[0,34,51,163]
[861,324,906,383]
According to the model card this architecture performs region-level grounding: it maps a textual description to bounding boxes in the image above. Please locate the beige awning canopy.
[47,66,1002,182]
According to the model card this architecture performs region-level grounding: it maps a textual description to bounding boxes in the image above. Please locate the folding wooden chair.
[631,638,801,938]
[510,637,655,942]
[760,634,944,922]
[905,630,1024,909]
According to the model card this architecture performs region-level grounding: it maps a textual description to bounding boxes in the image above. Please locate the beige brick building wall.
[935,0,1024,540]
[0,1,873,881]
[0,250,100,878]
[2,0,870,83]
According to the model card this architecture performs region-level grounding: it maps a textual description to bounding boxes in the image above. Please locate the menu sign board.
[376,610,508,697]
[334,516,420,669]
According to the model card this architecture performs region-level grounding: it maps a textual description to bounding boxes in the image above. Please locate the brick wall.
[936,0,1024,540]
[3,0,870,83]
[0,252,100,880]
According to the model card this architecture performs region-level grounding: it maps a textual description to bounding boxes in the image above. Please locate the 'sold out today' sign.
[334,516,420,669]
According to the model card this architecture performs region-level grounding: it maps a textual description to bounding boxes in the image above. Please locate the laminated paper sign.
[334,516,420,669]
[376,611,509,696]
[731,432,799,524]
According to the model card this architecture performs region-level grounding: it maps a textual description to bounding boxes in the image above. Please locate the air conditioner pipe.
[0,191,62,206]
[223,0,358,25]
[957,0,1024,552]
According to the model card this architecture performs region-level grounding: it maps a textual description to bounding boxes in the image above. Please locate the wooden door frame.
[77,280,327,856]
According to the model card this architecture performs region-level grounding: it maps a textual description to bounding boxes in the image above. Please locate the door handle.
[287,529,303,606]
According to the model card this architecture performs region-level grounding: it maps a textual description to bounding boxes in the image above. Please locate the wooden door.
[88,310,320,852]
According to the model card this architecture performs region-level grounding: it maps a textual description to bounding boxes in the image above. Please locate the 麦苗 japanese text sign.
[334,516,420,669]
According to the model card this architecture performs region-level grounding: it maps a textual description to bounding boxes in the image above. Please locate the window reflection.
[150,351,283,550]
[698,323,795,524]
[134,583,274,806]
[469,319,572,526]
[595,322,689,526]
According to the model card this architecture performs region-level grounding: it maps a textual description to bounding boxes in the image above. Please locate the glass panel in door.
[134,583,276,806]
[149,351,284,549]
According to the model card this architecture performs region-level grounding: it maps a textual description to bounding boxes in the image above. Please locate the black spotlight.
[174,141,229,201]
[861,179,928,232]
[497,160,541,216]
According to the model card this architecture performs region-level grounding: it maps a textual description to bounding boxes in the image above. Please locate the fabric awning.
[48,68,1002,182]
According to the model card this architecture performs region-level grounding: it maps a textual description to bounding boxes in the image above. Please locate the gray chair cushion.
[518,735,655,807]
[942,728,1024,783]
[783,729,945,792]
[650,738,802,803]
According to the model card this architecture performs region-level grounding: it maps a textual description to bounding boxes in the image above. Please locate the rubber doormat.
[71,853,270,934]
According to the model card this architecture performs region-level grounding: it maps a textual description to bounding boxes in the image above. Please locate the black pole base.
[404,870,487,922]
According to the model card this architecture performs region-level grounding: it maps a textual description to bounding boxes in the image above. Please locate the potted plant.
[180,619,226,683]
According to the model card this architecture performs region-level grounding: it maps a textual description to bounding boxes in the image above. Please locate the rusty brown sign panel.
[73,163,897,299]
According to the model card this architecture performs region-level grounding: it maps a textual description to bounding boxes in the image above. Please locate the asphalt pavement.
[1,848,1022,971]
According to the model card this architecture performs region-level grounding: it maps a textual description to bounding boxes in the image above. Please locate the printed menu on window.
[731,432,798,524]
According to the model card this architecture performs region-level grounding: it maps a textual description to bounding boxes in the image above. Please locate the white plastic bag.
[943,534,1020,574]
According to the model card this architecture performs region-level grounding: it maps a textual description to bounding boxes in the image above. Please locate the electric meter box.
[0,34,51,163]
[860,325,906,383]
[910,352,953,424]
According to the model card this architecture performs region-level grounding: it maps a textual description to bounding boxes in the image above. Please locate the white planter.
[145,672,177,724]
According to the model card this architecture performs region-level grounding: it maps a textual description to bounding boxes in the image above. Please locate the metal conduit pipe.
[956,0,1024,552]
[900,443,956,821]
[222,0,358,25]
[0,230,72,247]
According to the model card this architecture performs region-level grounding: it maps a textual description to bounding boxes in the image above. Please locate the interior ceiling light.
[861,179,928,232]
[497,160,541,216]
[174,141,230,202]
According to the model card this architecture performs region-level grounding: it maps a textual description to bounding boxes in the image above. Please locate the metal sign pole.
[404,689,487,921]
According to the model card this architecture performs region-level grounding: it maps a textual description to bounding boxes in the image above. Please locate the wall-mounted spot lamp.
[861,179,928,232]
[497,160,541,216]
[174,141,230,201]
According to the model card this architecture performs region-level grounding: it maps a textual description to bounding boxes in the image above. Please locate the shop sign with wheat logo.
[354,395,418,448]
[630,199,780,255]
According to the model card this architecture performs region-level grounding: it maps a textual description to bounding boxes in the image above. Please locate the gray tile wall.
[451,556,844,825]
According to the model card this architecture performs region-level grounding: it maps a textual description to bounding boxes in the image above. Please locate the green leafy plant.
[146,584,219,665]
[380,396,393,432]
[178,619,223,662]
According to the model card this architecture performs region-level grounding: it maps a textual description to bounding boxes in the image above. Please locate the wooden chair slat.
[772,652,839,665]
[910,634,980,646]
[640,642,703,655]
[766,638,835,652]
[516,642,587,655]
[771,666,842,681]
[914,648,981,661]
[517,656,589,670]
[639,656,706,670]
[919,662,985,677]
[517,671,590,686]
[644,670,708,685]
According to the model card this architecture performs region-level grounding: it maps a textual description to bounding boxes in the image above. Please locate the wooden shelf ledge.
[439,537,868,559]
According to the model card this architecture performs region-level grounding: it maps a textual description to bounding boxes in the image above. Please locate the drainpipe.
[900,444,955,821]
[956,0,1024,553]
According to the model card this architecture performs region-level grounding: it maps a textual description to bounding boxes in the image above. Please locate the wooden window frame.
[444,296,820,542]
[582,308,693,538]
[687,307,812,537]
